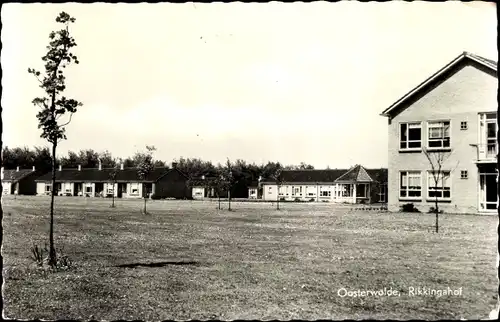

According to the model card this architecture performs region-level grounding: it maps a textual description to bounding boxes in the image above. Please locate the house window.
[85,186,92,193]
[320,191,331,197]
[427,171,451,200]
[107,184,114,194]
[400,171,422,198]
[460,170,468,179]
[400,122,422,150]
[378,184,387,203]
[341,185,352,197]
[427,121,450,148]
[45,184,52,192]
[460,121,468,130]
[131,183,140,195]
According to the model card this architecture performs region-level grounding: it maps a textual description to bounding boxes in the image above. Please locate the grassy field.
[2,195,498,320]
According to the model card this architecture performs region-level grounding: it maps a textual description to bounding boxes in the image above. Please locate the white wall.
[36,182,46,195]
[192,187,205,199]
[124,182,143,198]
[262,183,358,203]
[2,181,12,195]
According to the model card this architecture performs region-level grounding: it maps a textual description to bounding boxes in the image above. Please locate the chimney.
[171,162,178,169]
[120,163,124,170]
[78,165,81,171]
[16,166,19,172]
[32,166,35,172]
[59,165,62,171]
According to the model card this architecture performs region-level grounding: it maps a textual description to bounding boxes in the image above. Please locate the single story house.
[189,175,219,199]
[260,165,387,204]
[34,163,190,199]
[1,166,44,195]
[248,180,260,199]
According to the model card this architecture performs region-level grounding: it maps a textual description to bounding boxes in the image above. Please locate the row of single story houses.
[1,164,388,204]
[1,163,191,199]
[188,165,388,204]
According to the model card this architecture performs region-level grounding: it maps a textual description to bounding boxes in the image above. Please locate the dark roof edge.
[380,51,498,117]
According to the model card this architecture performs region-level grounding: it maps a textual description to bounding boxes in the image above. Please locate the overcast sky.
[1,2,497,168]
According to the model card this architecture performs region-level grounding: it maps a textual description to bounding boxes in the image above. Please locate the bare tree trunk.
[435,195,439,233]
[48,141,57,267]
[228,190,231,211]
[143,183,147,214]
[276,185,280,210]
[112,186,115,207]
[218,194,221,210]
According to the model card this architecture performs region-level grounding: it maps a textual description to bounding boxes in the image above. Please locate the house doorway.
[95,183,104,197]
[74,182,83,196]
[117,183,124,198]
[479,166,498,212]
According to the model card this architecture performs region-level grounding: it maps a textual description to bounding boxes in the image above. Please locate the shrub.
[309,198,315,202]
[30,244,47,266]
[400,203,420,213]
[294,197,301,202]
[150,194,161,200]
[279,197,285,201]
[428,207,443,214]
[55,248,72,270]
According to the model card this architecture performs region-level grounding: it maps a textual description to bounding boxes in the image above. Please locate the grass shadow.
[115,260,200,268]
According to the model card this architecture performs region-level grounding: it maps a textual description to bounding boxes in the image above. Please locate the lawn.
[1,196,498,320]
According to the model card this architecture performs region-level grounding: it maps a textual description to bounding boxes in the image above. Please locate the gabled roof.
[335,165,373,182]
[1,169,39,182]
[34,167,179,183]
[380,51,498,118]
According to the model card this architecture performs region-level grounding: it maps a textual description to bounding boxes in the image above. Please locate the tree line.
[2,145,315,197]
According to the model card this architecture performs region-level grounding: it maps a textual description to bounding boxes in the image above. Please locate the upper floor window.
[400,122,422,150]
[427,121,450,149]
[460,121,468,130]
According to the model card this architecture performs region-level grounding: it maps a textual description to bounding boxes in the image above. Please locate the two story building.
[381,51,497,214]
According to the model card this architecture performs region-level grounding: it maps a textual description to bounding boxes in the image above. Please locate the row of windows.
[400,120,452,150]
[400,170,453,200]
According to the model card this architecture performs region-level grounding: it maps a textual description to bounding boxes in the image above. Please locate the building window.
[460,170,468,179]
[427,171,451,200]
[85,186,92,193]
[400,171,422,198]
[460,121,468,130]
[45,184,52,192]
[427,120,450,149]
[320,191,331,197]
[130,183,140,195]
[400,122,422,150]
[340,185,352,197]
